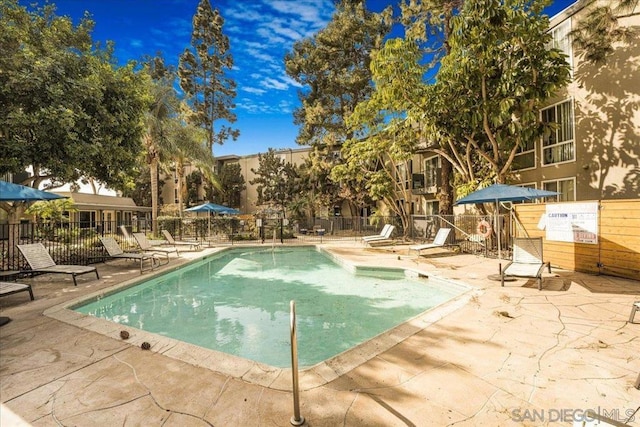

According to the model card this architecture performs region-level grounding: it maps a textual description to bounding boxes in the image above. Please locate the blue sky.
[23,0,577,157]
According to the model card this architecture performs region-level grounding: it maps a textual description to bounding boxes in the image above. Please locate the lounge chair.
[630,301,640,323]
[363,225,396,245]
[120,225,165,246]
[161,230,202,252]
[99,236,167,273]
[0,281,34,301]
[133,233,179,257]
[409,228,452,255]
[17,243,99,286]
[500,237,551,290]
[362,224,392,242]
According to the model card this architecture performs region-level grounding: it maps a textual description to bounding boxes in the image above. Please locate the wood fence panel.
[514,200,639,280]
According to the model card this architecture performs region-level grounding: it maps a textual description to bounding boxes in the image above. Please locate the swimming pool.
[73,246,469,368]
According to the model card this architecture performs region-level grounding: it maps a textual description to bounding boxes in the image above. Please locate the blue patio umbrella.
[0,180,66,202]
[185,202,239,237]
[185,202,238,214]
[0,180,66,327]
[454,184,559,205]
[454,184,558,259]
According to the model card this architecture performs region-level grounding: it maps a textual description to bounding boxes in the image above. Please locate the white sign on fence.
[545,202,599,244]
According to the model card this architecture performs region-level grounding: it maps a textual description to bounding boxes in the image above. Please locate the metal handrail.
[289,300,305,426]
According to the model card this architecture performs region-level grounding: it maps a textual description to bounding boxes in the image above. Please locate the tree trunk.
[438,158,454,214]
[177,161,185,218]
[150,157,159,236]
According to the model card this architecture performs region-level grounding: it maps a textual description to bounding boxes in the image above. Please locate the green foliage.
[418,0,571,185]
[0,0,149,189]
[249,149,300,217]
[211,163,245,208]
[185,170,204,207]
[284,0,392,215]
[335,37,426,233]
[178,0,239,153]
[25,198,77,223]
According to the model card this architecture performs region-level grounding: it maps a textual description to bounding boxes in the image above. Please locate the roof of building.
[54,192,151,212]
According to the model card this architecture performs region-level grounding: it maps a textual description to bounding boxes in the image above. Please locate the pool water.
[75,247,467,367]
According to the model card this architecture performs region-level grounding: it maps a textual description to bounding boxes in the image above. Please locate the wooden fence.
[514,199,640,280]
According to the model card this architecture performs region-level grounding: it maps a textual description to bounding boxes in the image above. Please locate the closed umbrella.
[455,184,558,259]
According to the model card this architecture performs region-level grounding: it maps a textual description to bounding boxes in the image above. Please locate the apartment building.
[410,0,639,213]
[161,147,312,215]
[513,0,639,201]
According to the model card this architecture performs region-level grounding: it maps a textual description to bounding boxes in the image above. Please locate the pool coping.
[43,245,477,390]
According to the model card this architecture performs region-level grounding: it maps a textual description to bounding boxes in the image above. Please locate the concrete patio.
[1,242,638,426]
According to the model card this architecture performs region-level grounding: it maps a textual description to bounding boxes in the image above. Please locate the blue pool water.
[75,247,467,367]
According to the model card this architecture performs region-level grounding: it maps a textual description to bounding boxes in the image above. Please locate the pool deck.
[1,241,638,426]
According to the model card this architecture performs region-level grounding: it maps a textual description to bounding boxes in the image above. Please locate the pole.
[495,199,502,260]
[290,300,305,426]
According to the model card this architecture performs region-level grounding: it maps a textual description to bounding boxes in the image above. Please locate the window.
[543,178,575,201]
[412,173,424,190]
[548,19,572,72]
[395,161,412,190]
[425,201,439,215]
[424,156,440,190]
[542,100,574,165]
[79,211,96,228]
[513,139,536,170]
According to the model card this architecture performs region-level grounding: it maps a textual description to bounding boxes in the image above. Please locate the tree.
[122,163,158,208]
[284,0,392,215]
[333,38,427,236]
[417,0,571,190]
[0,0,149,222]
[141,67,179,233]
[249,149,299,219]
[25,198,77,224]
[185,170,203,207]
[169,117,215,216]
[212,163,245,208]
[178,0,239,154]
[399,0,464,214]
[141,58,216,229]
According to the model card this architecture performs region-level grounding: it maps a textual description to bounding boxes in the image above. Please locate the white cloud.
[262,77,289,90]
[281,75,302,88]
[245,47,276,64]
[243,87,267,95]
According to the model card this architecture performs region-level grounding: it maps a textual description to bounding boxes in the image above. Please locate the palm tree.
[168,114,217,215]
[142,77,179,235]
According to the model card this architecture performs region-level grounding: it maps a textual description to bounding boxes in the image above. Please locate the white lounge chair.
[120,225,165,246]
[161,230,202,252]
[362,224,392,242]
[0,281,34,301]
[133,233,179,257]
[99,236,166,273]
[363,225,396,244]
[409,228,452,255]
[501,237,551,290]
[17,243,99,286]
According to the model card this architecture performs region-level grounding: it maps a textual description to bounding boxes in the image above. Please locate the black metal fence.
[0,214,512,272]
